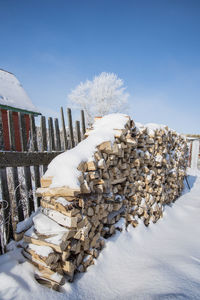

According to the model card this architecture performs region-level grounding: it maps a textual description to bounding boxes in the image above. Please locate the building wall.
[0,110,4,150]
[1,109,9,150]
[0,109,30,151]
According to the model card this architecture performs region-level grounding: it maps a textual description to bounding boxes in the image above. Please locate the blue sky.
[0,0,200,133]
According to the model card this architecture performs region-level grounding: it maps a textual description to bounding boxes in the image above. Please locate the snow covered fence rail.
[14,114,188,290]
[0,108,86,254]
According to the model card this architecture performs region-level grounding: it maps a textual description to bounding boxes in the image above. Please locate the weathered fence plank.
[30,115,38,151]
[81,109,86,136]
[7,110,15,151]
[8,111,24,222]
[67,108,75,148]
[60,107,68,150]
[19,113,34,216]
[41,116,47,152]
[48,117,56,152]
[75,120,81,144]
[54,118,61,151]
[0,151,62,167]
[41,116,48,173]
[18,113,27,151]
[30,115,41,207]
[0,168,13,244]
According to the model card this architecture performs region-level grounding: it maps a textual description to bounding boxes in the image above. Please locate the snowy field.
[0,144,200,300]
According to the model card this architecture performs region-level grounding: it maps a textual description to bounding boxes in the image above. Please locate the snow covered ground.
[0,167,200,300]
[1,144,200,300]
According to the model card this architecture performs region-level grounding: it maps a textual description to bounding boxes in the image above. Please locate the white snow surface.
[28,244,54,257]
[0,69,40,113]
[44,113,129,188]
[25,216,67,246]
[55,197,71,206]
[33,213,68,235]
[135,122,167,136]
[1,167,200,299]
[16,209,40,233]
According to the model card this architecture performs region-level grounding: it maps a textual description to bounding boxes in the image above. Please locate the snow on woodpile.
[15,113,188,291]
[0,69,39,113]
[43,113,130,188]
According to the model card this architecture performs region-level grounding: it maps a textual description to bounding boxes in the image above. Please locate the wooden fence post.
[0,167,13,245]
[60,107,68,151]
[7,111,15,151]
[81,110,86,137]
[41,116,48,173]
[54,118,61,151]
[8,111,24,222]
[67,108,75,148]
[30,115,41,207]
[41,116,47,152]
[75,120,81,144]
[19,112,34,216]
[48,117,55,152]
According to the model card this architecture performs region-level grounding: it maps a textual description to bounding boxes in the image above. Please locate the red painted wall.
[1,109,30,151]
[12,112,21,151]
[1,109,10,150]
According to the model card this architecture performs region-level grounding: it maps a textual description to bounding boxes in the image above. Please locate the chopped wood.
[20,113,188,291]
[35,276,60,291]
[34,268,65,285]
[86,160,97,171]
[77,161,87,172]
[80,181,91,194]
[25,244,60,267]
[41,207,79,228]
[41,176,53,188]
[97,141,112,153]
[24,232,71,253]
[111,177,126,185]
[36,186,81,197]
[62,261,75,273]
[41,199,79,217]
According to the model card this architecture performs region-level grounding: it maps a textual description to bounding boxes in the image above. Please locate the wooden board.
[36,186,81,197]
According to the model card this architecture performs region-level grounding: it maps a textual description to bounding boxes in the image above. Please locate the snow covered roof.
[0,69,40,115]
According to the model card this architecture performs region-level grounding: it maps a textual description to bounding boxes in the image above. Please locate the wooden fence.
[0,107,86,253]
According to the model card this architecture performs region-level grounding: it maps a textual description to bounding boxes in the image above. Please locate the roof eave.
[0,104,41,116]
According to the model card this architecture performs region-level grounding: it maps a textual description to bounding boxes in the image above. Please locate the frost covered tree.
[68,72,129,125]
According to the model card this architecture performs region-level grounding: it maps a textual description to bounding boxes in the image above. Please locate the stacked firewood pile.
[16,115,188,290]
